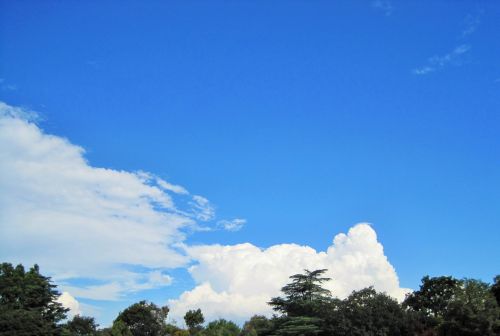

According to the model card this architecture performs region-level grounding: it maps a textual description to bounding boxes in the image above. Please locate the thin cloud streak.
[413,44,471,75]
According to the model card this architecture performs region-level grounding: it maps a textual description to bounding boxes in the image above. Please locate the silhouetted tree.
[0,262,68,335]
[184,309,204,335]
[63,315,98,335]
[200,319,240,336]
[114,301,168,336]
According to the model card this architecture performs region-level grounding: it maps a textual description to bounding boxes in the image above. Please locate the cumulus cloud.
[57,292,81,318]
[413,44,471,75]
[0,102,214,301]
[168,223,410,324]
[217,218,246,232]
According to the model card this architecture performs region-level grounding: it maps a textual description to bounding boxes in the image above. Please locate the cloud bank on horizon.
[169,224,410,323]
[0,102,409,323]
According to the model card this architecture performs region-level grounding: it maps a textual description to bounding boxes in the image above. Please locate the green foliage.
[0,262,69,336]
[241,315,272,336]
[173,330,190,336]
[267,269,333,336]
[491,275,500,307]
[1,263,499,336]
[164,323,183,336]
[184,308,204,334]
[271,316,322,336]
[269,269,331,318]
[108,320,133,336]
[200,319,240,336]
[63,315,99,335]
[439,279,500,335]
[403,275,460,319]
[404,276,500,335]
[335,287,410,335]
[114,300,168,336]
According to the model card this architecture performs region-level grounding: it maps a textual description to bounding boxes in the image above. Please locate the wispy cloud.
[460,11,482,38]
[0,78,18,91]
[413,44,471,75]
[372,0,393,16]
[217,218,247,232]
[413,10,482,76]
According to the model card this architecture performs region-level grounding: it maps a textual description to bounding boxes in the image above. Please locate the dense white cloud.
[0,102,211,301]
[168,224,410,324]
[57,292,81,318]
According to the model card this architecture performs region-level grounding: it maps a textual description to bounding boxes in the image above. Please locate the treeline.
[1,263,499,335]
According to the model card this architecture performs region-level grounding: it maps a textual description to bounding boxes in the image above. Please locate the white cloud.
[217,218,246,232]
[190,195,215,221]
[168,223,409,324]
[0,102,215,301]
[156,176,189,195]
[413,44,471,75]
[57,292,81,318]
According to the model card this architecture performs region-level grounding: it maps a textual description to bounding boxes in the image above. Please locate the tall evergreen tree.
[0,262,69,336]
[269,269,332,317]
[268,269,332,336]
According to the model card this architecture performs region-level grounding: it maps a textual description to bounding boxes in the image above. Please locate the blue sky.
[1,0,499,327]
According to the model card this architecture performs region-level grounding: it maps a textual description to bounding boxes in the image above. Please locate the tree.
[104,320,133,336]
[241,315,272,336]
[267,269,332,336]
[403,275,460,320]
[404,276,500,335]
[114,301,168,336]
[62,315,98,335]
[491,275,500,307]
[439,279,500,335]
[184,309,204,334]
[164,323,183,336]
[336,287,410,336]
[200,319,240,336]
[271,316,322,336]
[0,262,69,336]
[269,269,331,317]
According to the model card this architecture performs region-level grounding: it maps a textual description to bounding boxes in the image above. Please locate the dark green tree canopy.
[114,300,168,336]
[241,315,272,336]
[63,315,99,335]
[403,275,460,319]
[336,287,409,336]
[491,275,500,307]
[200,319,240,336]
[184,308,204,328]
[0,262,69,336]
[269,269,332,317]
